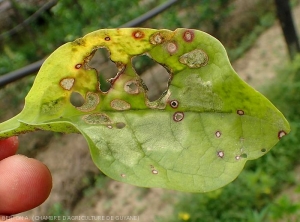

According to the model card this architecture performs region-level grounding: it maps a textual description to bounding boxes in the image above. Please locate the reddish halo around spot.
[132,30,145,39]
[183,30,194,42]
[167,42,178,54]
[173,112,184,122]
[278,130,286,139]
[237,110,244,115]
[170,100,179,108]
[215,131,221,138]
[75,64,82,69]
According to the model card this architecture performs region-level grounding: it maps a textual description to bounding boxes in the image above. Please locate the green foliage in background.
[0,0,275,76]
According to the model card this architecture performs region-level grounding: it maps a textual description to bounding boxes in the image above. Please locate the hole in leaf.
[116,122,126,129]
[70,92,85,107]
[132,55,170,101]
[88,48,118,92]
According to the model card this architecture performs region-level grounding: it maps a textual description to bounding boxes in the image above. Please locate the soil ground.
[10,3,300,222]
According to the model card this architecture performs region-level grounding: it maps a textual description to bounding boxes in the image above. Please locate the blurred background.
[0,0,300,221]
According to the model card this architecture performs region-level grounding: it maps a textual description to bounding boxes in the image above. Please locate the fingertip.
[0,155,52,215]
[0,137,19,160]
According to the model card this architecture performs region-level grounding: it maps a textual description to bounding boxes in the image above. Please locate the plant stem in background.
[274,0,300,59]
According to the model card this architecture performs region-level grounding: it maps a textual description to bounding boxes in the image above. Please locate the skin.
[0,137,52,222]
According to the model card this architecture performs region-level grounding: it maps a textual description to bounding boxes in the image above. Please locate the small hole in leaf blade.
[70,92,85,107]
[261,148,266,152]
[116,122,126,129]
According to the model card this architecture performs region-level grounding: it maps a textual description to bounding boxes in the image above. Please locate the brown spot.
[60,78,75,90]
[173,112,184,122]
[170,100,179,108]
[237,110,244,115]
[124,80,139,94]
[278,130,287,139]
[105,36,110,41]
[150,32,164,45]
[217,151,224,158]
[166,42,178,54]
[132,30,145,39]
[121,174,126,178]
[183,30,194,42]
[215,131,221,138]
[75,64,82,69]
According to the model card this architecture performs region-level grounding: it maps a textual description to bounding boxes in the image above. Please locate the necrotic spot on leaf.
[150,32,164,45]
[183,30,194,42]
[166,42,178,54]
[278,130,287,139]
[173,112,184,122]
[105,36,110,41]
[60,78,75,91]
[217,151,224,158]
[76,92,99,112]
[82,113,112,125]
[124,80,139,94]
[110,99,131,110]
[121,174,126,177]
[215,131,221,138]
[75,64,82,69]
[237,110,245,115]
[132,30,145,39]
[152,169,158,174]
[179,49,208,68]
[170,100,179,108]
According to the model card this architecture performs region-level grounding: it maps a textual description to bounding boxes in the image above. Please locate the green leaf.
[0,28,290,192]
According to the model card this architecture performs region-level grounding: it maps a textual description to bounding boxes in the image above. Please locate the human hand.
[0,137,52,222]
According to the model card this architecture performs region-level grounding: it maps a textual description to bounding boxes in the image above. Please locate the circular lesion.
[60,78,75,91]
[75,92,100,112]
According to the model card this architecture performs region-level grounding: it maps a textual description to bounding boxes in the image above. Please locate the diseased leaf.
[0,28,290,192]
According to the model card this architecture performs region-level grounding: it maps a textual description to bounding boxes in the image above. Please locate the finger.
[0,155,52,215]
[0,137,19,160]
